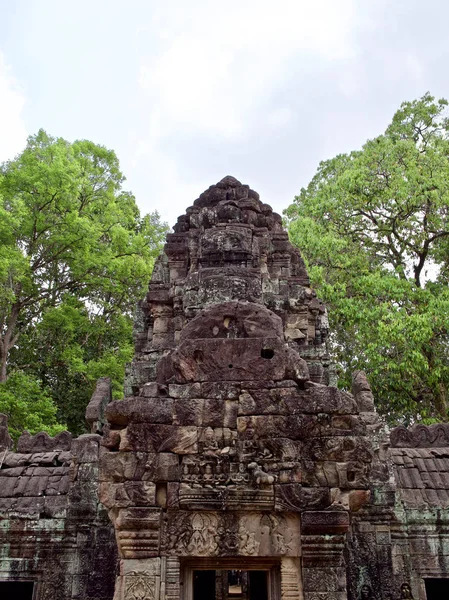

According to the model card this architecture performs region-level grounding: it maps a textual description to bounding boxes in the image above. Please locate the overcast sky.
[1,0,448,227]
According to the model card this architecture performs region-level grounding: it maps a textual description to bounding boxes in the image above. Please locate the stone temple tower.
[100,176,374,600]
[2,177,449,599]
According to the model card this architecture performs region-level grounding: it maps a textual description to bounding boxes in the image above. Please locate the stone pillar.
[280,558,303,600]
[114,558,161,600]
[108,506,163,600]
[165,557,181,600]
[301,511,349,600]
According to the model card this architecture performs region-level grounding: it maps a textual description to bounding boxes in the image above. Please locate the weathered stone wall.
[346,424,449,600]
[0,408,117,598]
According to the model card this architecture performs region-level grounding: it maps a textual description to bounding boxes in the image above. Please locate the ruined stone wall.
[0,404,117,599]
[346,423,449,600]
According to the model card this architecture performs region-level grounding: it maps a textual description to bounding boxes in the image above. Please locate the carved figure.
[203,462,214,486]
[248,462,275,486]
[239,529,260,555]
[203,427,219,455]
[186,514,218,555]
[242,426,258,459]
[359,584,372,599]
[215,461,226,484]
[400,583,413,599]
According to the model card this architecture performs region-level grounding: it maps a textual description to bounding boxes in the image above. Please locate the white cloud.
[131,0,359,224]
[0,52,27,162]
[405,54,423,80]
[267,108,293,129]
[136,0,358,142]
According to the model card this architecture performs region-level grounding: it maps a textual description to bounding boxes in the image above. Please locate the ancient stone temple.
[1,176,449,600]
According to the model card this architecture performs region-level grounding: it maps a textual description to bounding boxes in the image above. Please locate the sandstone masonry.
[0,177,448,600]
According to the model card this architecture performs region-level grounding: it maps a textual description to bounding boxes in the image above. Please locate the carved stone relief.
[163,512,300,557]
[124,572,156,600]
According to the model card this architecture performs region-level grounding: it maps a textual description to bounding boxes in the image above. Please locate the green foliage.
[0,130,168,435]
[286,93,449,424]
[0,371,66,441]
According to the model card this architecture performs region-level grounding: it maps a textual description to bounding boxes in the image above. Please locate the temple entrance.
[185,559,279,600]
[425,578,449,599]
[0,581,35,599]
[192,570,268,600]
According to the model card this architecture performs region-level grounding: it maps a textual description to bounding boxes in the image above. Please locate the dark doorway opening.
[193,570,216,600]
[193,570,268,600]
[0,581,34,599]
[425,578,449,599]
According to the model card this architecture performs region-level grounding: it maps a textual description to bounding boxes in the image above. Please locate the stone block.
[17,430,72,453]
[99,451,148,482]
[167,482,180,508]
[46,474,70,495]
[77,463,99,482]
[116,506,162,531]
[72,434,101,463]
[0,476,17,497]
[106,398,174,426]
[275,484,331,511]
[0,466,25,477]
[336,461,369,489]
[85,377,112,434]
[224,400,238,428]
[173,398,204,426]
[140,382,160,397]
[302,567,347,592]
[180,300,284,341]
[152,453,180,481]
[101,424,121,450]
[168,383,202,398]
[43,495,68,517]
[301,510,350,534]
[238,414,318,440]
[349,489,370,512]
[123,424,198,454]
[14,496,45,515]
[99,482,132,509]
[23,475,49,496]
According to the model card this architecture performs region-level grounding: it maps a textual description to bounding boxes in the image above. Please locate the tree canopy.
[0,130,167,436]
[286,93,449,424]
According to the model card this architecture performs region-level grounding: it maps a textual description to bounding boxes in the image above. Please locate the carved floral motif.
[124,572,156,600]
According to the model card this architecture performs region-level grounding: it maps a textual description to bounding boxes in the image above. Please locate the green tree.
[286,93,449,424]
[0,130,167,434]
[0,371,66,441]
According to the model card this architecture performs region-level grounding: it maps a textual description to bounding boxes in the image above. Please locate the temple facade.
[0,177,448,600]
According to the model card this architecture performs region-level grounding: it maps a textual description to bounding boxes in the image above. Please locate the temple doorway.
[192,570,268,600]
[424,578,449,599]
[0,581,35,599]
[185,559,279,600]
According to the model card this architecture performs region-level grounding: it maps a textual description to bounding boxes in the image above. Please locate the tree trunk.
[0,345,7,383]
[0,303,21,383]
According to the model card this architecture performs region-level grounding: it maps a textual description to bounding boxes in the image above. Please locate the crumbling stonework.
[0,177,449,600]
[98,177,379,600]
[0,407,117,599]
